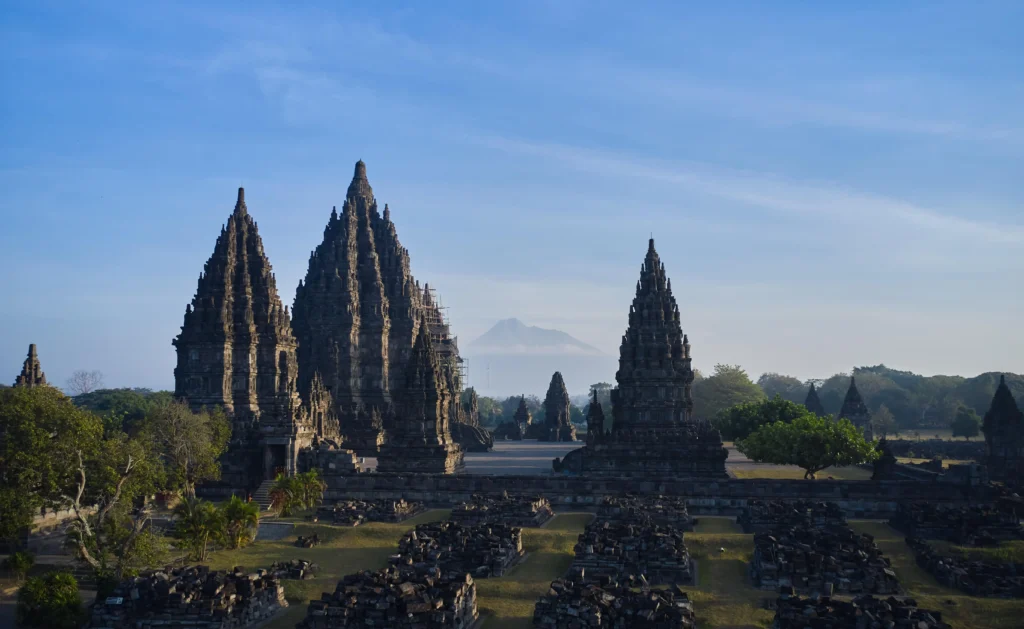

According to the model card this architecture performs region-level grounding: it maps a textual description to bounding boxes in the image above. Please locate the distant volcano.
[467,318,605,356]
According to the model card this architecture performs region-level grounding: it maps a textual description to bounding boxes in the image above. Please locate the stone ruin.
[738,500,847,534]
[296,533,320,548]
[393,520,524,578]
[317,498,424,526]
[554,240,728,478]
[772,593,950,629]
[450,492,554,528]
[89,565,287,629]
[533,579,697,629]
[540,371,578,442]
[905,537,1024,598]
[13,344,47,388]
[751,525,900,595]
[492,396,531,441]
[571,519,693,586]
[298,565,478,629]
[888,502,1023,545]
[983,374,1024,485]
[450,387,494,452]
[837,375,873,440]
[596,495,693,531]
[269,559,319,580]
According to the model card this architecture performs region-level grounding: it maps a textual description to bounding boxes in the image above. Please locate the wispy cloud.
[470,134,1024,246]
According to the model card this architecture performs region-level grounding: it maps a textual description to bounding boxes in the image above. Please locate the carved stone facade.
[376,321,464,474]
[983,375,1024,485]
[13,344,47,388]
[804,382,826,416]
[541,372,577,442]
[554,239,727,478]
[173,188,348,488]
[292,162,464,454]
[838,376,872,439]
[450,386,494,452]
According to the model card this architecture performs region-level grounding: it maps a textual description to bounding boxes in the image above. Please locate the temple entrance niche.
[263,444,288,480]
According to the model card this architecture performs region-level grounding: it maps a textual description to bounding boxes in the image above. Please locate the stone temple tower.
[292,161,463,454]
[14,344,47,388]
[173,188,314,486]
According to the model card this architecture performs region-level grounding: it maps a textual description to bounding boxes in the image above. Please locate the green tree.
[2,551,34,580]
[951,405,982,441]
[17,572,83,629]
[872,404,897,439]
[222,495,260,549]
[269,472,325,516]
[173,497,224,561]
[737,415,879,479]
[74,387,174,436]
[713,395,814,441]
[0,386,104,546]
[756,373,806,403]
[142,400,231,499]
[691,364,765,419]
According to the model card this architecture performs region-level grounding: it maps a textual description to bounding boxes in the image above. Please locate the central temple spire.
[347,159,373,199]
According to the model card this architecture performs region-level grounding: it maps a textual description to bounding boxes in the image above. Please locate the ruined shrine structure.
[375,321,465,474]
[492,396,531,440]
[392,520,523,578]
[838,375,873,439]
[316,498,424,526]
[173,188,349,488]
[533,579,697,629]
[772,594,950,629]
[983,374,1024,484]
[553,239,728,478]
[13,344,47,388]
[449,387,494,452]
[450,492,555,528]
[292,162,466,454]
[596,495,693,531]
[539,371,578,442]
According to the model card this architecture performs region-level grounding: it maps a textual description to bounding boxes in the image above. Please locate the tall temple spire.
[13,344,47,388]
[542,371,577,442]
[983,374,1024,483]
[804,382,826,417]
[837,375,872,438]
[234,187,247,215]
[347,159,373,199]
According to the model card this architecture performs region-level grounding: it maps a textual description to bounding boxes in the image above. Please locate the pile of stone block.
[298,565,478,629]
[772,593,950,629]
[269,559,319,581]
[596,494,694,531]
[296,533,321,548]
[738,500,846,534]
[88,565,287,629]
[751,525,900,595]
[905,537,1024,598]
[317,498,424,526]
[889,502,1023,545]
[393,521,524,578]
[451,492,554,528]
[571,519,693,585]
[533,578,697,628]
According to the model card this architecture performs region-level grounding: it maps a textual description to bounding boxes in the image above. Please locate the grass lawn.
[896,457,975,468]
[849,520,1024,629]
[930,540,1024,564]
[729,465,873,480]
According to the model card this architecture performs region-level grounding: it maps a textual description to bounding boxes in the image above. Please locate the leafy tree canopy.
[691,364,765,419]
[73,387,174,436]
[952,405,982,441]
[737,414,879,479]
[17,571,83,629]
[713,395,814,441]
[140,401,230,498]
[756,373,806,403]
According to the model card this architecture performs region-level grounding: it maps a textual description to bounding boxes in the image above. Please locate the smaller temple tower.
[837,376,872,439]
[376,319,465,474]
[983,375,1024,484]
[804,383,826,417]
[14,344,47,388]
[541,372,577,442]
[585,389,606,446]
[514,396,533,434]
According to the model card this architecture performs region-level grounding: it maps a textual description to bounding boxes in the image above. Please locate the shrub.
[17,571,83,629]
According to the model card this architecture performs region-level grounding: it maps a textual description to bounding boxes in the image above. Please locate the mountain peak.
[467,319,604,356]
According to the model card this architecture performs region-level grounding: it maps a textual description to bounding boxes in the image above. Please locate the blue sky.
[2,0,1022,393]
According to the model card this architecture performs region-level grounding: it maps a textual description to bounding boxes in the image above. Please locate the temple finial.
[234,187,247,215]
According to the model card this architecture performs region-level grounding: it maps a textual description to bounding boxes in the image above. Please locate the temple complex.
[173,188,349,488]
[291,161,464,454]
[540,371,577,441]
[983,375,1024,484]
[13,344,47,388]
[376,320,465,473]
[838,376,872,439]
[804,382,826,416]
[554,239,728,477]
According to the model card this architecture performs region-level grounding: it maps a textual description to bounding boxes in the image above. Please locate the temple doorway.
[264,444,287,480]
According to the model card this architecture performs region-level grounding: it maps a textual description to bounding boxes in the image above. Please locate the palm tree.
[295,471,326,510]
[222,495,260,549]
[173,497,224,560]
[269,474,298,516]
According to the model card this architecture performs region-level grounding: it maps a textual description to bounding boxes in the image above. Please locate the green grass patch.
[850,520,1024,629]
[930,540,1024,565]
[730,466,872,480]
[896,458,975,468]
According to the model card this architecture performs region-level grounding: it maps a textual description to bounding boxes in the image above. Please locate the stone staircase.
[252,480,276,512]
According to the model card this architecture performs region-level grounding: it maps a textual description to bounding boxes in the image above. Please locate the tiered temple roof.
[541,371,577,442]
[838,376,872,437]
[13,344,47,388]
[983,375,1024,484]
[292,161,462,453]
[804,382,826,416]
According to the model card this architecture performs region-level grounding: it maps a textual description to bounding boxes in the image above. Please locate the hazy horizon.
[2,1,1022,392]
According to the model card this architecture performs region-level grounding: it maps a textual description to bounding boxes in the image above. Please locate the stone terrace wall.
[321,474,989,517]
